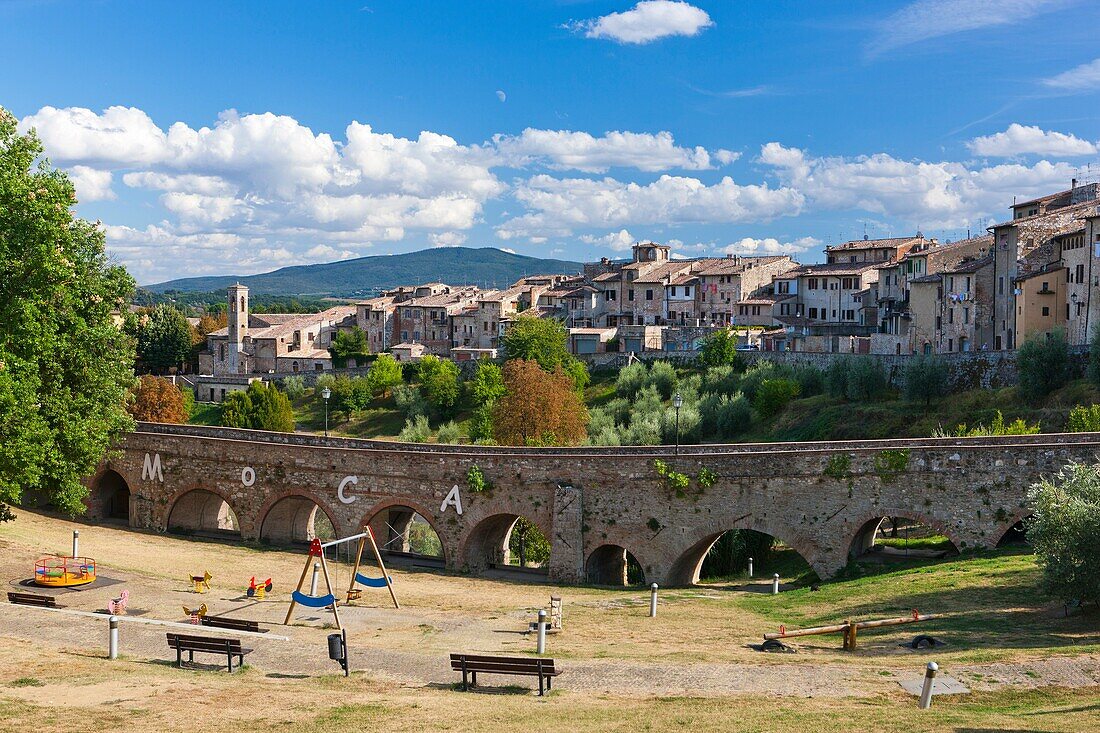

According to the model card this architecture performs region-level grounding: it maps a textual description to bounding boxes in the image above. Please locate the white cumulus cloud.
[494,128,717,172]
[570,1,714,45]
[429,231,468,247]
[67,166,115,202]
[968,124,1098,157]
[724,236,820,256]
[580,229,637,252]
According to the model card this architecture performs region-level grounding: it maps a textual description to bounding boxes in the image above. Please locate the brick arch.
[456,501,554,574]
[990,508,1035,547]
[663,515,826,587]
[844,507,964,559]
[360,497,449,563]
[255,489,344,545]
[86,466,133,522]
[163,484,246,537]
[584,528,654,586]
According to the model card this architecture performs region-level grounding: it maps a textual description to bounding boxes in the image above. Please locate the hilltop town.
[194,179,1100,396]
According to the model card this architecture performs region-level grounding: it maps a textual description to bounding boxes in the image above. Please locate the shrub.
[281,375,306,400]
[221,381,295,432]
[469,403,495,442]
[660,403,701,444]
[753,378,801,418]
[932,410,1040,437]
[791,364,824,397]
[825,358,849,398]
[715,393,752,440]
[1068,405,1100,433]
[1028,462,1100,604]
[902,355,950,407]
[701,365,740,396]
[615,362,649,399]
[314,373,337,392]
[648,361,678,400]
[436,420,462,444]
[698,330,746,369]
[127,375,188,423]
[393,384,428,418]
[845,358,886,401]
[739,361,789,403]
[398,415,431,443]
[416,355,460,414]
[1087,324,1100,390]
[367,354,403,397]
[466,464,491,492]
[1018,328,1069,400]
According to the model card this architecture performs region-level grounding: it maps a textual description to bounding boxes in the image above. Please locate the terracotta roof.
[909,274,943,284]
[1014,266,1066,283]
[737,293,793,305]
[826,236,925,252]
[989,198,1098,229]
[788,262,881,277]
[944,254,994,275]
[693,255,791,276]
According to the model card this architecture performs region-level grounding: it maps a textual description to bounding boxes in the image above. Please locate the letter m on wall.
[142,452,164,482]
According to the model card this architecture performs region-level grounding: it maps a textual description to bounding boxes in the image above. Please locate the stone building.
[1014,265,1067,344]
[201,285,356,375]
[694,255,797,325]
[391,286,480,356]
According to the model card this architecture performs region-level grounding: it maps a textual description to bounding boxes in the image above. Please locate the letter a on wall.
[440,484,463,515]
[142,453,163,482]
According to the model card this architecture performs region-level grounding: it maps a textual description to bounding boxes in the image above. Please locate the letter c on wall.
[338,475,359,504]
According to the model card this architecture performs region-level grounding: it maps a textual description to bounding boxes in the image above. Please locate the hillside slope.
[143,247,584,297]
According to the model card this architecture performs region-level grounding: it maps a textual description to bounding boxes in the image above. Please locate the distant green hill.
[142,247,585,297]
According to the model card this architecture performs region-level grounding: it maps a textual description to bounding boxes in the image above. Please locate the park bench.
[7,592,58,608]
[200,615,264,633]
[449,653,561,696]
[166,633,252,672]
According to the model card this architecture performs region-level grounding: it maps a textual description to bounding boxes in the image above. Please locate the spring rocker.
[34,531,96,588]
[182,603,208,623]
[189,571,212,593]
[107,589,129,615]
[246,577,273,599]
[283,527,398,630]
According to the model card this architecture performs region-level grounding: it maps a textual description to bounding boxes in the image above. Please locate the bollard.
[918,662,938,709]
[310,562,320,596]
[748,556,753,578]
[108,615,119,660]
[72,530,79,559]
[649,583,659,618]
[536,609,547,654]
[772,573,780,595]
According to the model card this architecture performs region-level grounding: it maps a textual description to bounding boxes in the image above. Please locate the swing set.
[283,526,399,629]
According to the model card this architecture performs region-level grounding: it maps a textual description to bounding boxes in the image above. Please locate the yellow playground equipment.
[189,571,212,593]
[34,556,97,587]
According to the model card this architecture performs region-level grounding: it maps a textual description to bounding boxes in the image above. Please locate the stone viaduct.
[83,423,1100,586]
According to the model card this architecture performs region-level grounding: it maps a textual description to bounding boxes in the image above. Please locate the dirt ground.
[2,510,1100,732]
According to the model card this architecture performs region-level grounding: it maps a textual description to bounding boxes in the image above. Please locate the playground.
[1,510,1099,732]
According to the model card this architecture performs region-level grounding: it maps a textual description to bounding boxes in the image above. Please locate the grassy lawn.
[187,401,221,426]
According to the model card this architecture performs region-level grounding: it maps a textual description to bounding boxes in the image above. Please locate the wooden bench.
[7,592,58,608]
[200,616,264,633]
[166,633,252,672]
[449,653,561,696]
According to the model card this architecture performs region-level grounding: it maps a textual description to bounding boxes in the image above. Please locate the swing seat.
[291,590,337,608]
[346,589,362,602]
[354,572,393,588]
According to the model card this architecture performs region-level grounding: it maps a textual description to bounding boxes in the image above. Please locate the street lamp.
[321,386,332,437]
[673,392,683,455]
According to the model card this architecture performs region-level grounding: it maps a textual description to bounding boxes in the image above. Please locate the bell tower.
[227,283,249,374]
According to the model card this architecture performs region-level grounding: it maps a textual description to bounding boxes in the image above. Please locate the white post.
[310,562,320,596]
[649,583,658,618]
[536,610,547,654]
[72,530,79,558]
[918,662,938,709]
[748,557,753,578]
[772,573,780,595]
[108,615,119,660]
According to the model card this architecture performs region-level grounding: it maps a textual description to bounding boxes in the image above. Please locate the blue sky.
[3,0,1100,284]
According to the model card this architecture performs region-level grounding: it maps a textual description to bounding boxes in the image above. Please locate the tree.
[753,378,801,418]
[493,360,588,446]
[0,107,136,517]
[698,330,746,370]
[367,353,402,397]
[127,375,188,423]
[1018,329,1069,400]
[509,517,551,566]
[1067,404,1100,432]
[1028,463,1100,604]
[500,314,589,391]
[221,382,295,432]
[133,304,192,373]
[902,355,950,407]
[416,355,460,414]
[329,327,370,368]
[845,358,886,401]
[1088,325,1100,390]
[468,361,505,406]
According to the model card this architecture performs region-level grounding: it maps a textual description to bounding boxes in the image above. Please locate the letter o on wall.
[241,467,256,487]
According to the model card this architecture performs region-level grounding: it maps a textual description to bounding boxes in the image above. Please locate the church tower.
[227,283,249,374]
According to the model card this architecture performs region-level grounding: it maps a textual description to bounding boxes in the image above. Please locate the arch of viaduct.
[84,423,1100,586]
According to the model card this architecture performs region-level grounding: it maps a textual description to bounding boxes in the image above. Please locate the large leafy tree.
[1017,328,1069,401]
[416,354,460,414]
[127,375,189,423]
[329,327,370,367]
[698,330,746,369]
[367,353,402,397]
[132,304,192,373]
[493,360,588,446]
[0,107,136,517]
[500,314,589,391]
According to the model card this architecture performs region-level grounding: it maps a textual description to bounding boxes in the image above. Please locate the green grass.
[188,401,222,426]
[7,678,43,687]
[876,534,957,552]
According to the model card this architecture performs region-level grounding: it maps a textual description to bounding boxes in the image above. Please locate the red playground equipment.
[247,577,273,599]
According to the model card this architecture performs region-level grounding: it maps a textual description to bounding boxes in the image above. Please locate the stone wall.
[86,423,1100,586]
